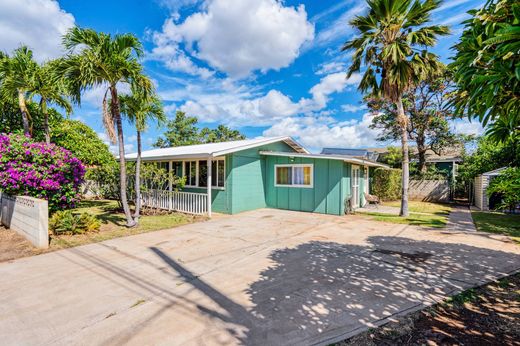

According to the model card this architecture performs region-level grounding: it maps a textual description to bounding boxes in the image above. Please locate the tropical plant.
[50,119,115,167]
[49,210,101,235]
[487,167,520,212]
[451,0,520,128]
[342,0,450,216]
[0,46,38,136]
[60,27,153,227]
[154,111,245,148]
[120,91,165,222]
[367,68,459,173]
[0,133,85,211]
[30,59,73,143]
[371,167,402,201]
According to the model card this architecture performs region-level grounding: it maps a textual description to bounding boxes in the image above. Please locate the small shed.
[473,167,507,210]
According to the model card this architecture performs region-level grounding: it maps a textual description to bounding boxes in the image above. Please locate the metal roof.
[124,136,308,161]
[258,151,390,168]
[482,167,508,176]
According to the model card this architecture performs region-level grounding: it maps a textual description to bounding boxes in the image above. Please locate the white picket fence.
[140,189,208,215]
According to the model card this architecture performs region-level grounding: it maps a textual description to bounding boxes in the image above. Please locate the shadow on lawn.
[63,236,520,345]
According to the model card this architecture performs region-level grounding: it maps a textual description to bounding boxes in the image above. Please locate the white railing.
[140,189,208,215]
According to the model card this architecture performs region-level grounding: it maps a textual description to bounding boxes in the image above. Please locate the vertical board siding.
[230,141,296,214]
[265,157,347,216]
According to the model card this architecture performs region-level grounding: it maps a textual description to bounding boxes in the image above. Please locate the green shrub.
[487,167,520,212]
[49,210,101,235]
[371,168,402,201]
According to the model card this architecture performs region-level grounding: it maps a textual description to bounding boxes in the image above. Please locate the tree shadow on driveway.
[149,236,520,345]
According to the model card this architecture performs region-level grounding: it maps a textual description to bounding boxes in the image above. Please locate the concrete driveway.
[1,209,519,346]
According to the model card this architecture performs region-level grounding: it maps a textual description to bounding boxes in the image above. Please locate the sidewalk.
[445,205,476,232]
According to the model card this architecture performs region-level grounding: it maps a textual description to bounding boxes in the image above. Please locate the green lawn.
[471,211,520,244]
[358,201,452,228]
[50,199,203,249]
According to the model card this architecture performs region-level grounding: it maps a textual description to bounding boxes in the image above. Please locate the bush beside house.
[372,168,402,201]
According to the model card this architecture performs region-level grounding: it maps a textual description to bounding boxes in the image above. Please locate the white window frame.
[181,158,226,190]
[274,164,314,188]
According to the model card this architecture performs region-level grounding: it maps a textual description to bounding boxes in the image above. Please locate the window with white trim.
[275,164,313,187]
[183,159,225,188]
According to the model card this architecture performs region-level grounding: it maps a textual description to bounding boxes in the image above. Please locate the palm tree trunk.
[18,90,31,136]
[133,129,142,222]
[41,98,50,144]
[397,96,409,217]
[111,86,136,227]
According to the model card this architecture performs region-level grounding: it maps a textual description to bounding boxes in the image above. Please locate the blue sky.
[0,0,484,153]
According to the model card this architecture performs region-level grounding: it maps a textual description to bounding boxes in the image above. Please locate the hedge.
[371,168,402,201]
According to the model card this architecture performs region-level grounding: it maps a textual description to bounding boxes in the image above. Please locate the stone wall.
[0,192,49,248]
[409,180,450,202]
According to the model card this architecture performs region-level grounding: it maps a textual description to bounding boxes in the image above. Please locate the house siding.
[265,156,350,216]
[230,141,296,214]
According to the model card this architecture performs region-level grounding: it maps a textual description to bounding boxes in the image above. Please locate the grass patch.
[471,211,520,244]
[358,201,452,228]
[49,199,202,250]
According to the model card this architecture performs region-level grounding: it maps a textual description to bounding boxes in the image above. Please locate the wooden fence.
[140,189,208,215]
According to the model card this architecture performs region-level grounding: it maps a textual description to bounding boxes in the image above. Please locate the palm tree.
[60,27,153,227]
[0,46,38,136]
[342,0,449,216]
[120,91,165,222]
[30,60,73,143]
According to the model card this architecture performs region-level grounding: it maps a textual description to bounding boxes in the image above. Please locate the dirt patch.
[0,227,48,262]
[337,273,520,345]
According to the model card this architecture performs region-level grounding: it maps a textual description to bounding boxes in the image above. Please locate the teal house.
[125,137,387,216]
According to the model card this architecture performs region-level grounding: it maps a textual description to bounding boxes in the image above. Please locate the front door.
[351,165,360,208]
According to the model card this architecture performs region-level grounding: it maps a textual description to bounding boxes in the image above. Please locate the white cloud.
[451,119,484,136]
[316,61,346,75]
[165,71,361,126]
[0,0,75,62]
[263,112,382,151]
[98,132,135,154]
[150,0,314,78]
[341,103,366,113]
[81,83,132,108]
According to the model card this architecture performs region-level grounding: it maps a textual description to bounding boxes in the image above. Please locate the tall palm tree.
[60,27,153,227]
[120,91,165,222]
[0,46,38,136]
[30,60,73,143]
[342,0,449,216]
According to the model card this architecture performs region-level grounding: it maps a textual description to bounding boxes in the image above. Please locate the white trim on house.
[180,158,226,190]
[124,137,308,162]
[259,151,389,169]
[274,164,314,188]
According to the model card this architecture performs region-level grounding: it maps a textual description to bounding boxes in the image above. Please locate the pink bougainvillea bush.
[0,133,85,211]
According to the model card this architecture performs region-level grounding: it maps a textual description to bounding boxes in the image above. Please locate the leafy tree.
[451,0,520,128]
[378,146,403,168]
[367,69,459,173]
[60,27,153,227]
[120,91,165,222]
[50,119,115,167]
[487,167,520,212]
[0,46,38,136]
[200,124,246,143]
[343,0,449,216]
[30,60,73,143]
[154,111,245,148]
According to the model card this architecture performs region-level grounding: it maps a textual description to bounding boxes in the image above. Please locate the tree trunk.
[397,96,409,217]
[133,129,141,222]
[416,134,427,174]
[18,90,31,136]
[41,98,50,144]
[111,86,136,227]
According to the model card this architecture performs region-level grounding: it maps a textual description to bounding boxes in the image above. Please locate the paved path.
[445,205,477,233]
[1,209,519,346]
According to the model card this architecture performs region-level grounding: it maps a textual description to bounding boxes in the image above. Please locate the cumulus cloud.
[98,132,135,154]
[341,103,367,113]
[165,72,361,126]
[150,0,315,77]
[451,119,485,136]
[0,0,75,62]
[263,112,382,151]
